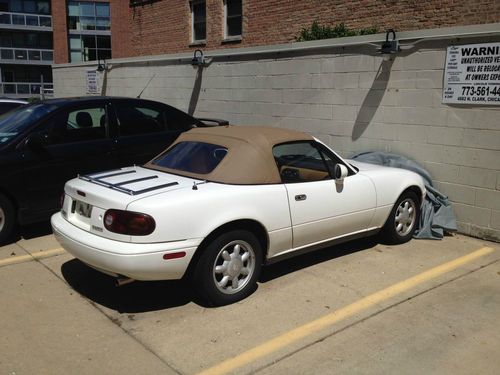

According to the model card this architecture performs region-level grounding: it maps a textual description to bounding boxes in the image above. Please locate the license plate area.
[72,200,93,218]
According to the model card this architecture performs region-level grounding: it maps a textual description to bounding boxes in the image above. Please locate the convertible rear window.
[152,141,228,174]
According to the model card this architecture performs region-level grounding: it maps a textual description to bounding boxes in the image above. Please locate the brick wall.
[110,0,133,59]
[112,0,500,58]
[52,0,69,64]
[52,33,500,241]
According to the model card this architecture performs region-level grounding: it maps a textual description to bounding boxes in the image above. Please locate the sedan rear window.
[152,141,228,174]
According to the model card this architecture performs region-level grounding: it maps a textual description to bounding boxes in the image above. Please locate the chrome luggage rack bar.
[79,169,178,196]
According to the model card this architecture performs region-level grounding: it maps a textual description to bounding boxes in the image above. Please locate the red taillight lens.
[103,209,156,236]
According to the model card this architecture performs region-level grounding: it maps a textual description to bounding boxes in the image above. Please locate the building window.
[69,34,111,62]
[224,0,242,38]
[68,1,110,31]
[191,1,206,43]
[0,30,52,49]
[5,0,50,14]
[67,1,111,63]
[129,0,161,5]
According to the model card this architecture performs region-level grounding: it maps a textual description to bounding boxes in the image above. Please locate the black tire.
[0,193,16,245]
[382,191,420,244]
[192,230,263,306]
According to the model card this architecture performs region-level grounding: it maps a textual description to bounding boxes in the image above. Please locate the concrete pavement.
[0,232,498,374]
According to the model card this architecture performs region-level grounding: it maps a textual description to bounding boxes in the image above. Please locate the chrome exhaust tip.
[115,277,135,287]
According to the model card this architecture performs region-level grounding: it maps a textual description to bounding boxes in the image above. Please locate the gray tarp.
[351,151,457,240]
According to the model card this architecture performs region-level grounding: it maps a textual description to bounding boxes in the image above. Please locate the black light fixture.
[97,58,107,72]
[191,49,205,66]
[380,29,400,60]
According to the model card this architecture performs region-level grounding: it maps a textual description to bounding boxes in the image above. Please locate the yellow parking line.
[0,247,66,267]
[199,246,496,375]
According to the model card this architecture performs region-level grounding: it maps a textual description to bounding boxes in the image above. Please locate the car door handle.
[295,194,307,201]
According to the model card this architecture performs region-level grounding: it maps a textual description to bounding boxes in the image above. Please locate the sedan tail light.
[103,209,156,236]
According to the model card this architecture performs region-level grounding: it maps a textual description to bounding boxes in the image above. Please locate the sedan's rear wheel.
[0,193,16,245]
[193,230,262,306]
[382,191,420,244]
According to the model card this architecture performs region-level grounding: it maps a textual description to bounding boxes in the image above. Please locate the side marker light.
[163,252,186,260]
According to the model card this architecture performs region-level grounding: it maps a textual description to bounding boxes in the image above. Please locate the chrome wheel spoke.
[232,277,239,289]
[219,275,230,288]
[215,264,227,273]
[233,244,241,256]
[240,267,250,276]
[222,250,231,261]
[241,251,250,262]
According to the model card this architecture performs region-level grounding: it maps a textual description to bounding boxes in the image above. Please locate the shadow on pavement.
[61,259,201,313]
[62,236,379,313]
[260,236,379,282]
[3,221,54,245]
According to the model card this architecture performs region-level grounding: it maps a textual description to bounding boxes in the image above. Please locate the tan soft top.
[145,125,314,184]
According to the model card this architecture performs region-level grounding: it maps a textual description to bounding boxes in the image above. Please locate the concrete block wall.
[53,37,500,241]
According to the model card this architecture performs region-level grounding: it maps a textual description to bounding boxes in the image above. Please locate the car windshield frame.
[0,103,59,146]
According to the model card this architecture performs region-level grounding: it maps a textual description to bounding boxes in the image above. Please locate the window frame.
[114,100,169,137]
[190,0,206,44]
[68,34,111,63]
[223,0,242,40]
[42,103,109,145]
[273,140,355,184]
[67,1,111,62]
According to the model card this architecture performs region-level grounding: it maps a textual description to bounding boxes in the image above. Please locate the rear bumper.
[51,212,201,281]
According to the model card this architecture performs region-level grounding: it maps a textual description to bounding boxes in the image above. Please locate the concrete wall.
[53,33,500,241]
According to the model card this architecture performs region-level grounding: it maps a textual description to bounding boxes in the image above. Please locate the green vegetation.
[296,22,378,42]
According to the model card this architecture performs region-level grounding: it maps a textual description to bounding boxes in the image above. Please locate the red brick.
[94,1,500,59]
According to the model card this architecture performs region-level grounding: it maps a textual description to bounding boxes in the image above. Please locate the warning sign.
[443,42,500,105]
[85,70,99,95]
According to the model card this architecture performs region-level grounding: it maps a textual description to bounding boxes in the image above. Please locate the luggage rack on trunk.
[79,169,178,196]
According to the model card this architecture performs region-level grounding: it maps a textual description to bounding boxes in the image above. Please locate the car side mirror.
[27,132,50,150]
[334,164,348,181]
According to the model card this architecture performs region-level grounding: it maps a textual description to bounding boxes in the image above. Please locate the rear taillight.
[103,209,156,236]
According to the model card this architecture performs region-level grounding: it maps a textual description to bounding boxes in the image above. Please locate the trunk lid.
[62,166,200,241]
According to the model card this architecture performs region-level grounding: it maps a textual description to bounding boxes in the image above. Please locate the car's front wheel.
[193,230,263,306]
[382,190,420,244]
[0,193,16,245]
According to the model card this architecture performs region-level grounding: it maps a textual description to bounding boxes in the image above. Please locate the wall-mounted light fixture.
[191,49,206,66]
[380,29,400,61]
[97,58,107,72]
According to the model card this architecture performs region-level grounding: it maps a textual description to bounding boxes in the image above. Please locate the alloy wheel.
[212,240,255,294]
[394,198,416,237]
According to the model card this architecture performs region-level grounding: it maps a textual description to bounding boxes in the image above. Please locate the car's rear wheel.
[382,191,420,244]
[193,230,262,306]
[0,193,16,245]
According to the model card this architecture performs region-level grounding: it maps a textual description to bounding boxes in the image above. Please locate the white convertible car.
[52,126,425,305]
